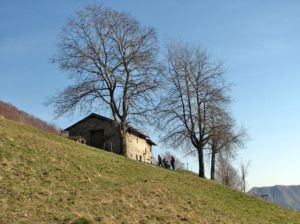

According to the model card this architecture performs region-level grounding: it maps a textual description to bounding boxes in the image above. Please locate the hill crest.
[0,100,59,134]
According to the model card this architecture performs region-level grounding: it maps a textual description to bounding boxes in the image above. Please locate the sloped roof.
[65,113,156,146]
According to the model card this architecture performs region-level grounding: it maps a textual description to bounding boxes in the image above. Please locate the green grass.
[0,118,299,224]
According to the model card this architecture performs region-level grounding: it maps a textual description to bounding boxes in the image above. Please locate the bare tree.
[240,161,250,193]
[208,109,247,180]
[157,43,229,178]
[47,4,160,155]
[208,106,230,180]
[215,151,241,189]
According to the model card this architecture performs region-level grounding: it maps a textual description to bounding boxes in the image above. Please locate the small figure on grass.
[157,154,163,167]
[162,157,170,169]
[170,156,175,170]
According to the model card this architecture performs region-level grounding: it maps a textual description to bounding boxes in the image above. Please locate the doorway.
[90,129,105,149]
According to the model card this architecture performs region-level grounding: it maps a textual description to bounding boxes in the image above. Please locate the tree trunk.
[118,125,128,156]
[197,145,205,178]
[210,148,216,180]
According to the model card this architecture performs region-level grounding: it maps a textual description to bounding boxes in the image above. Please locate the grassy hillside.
[0,118,299,224]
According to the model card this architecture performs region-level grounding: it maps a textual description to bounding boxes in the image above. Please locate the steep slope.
[0,118,300,223]
[249,185,300,211]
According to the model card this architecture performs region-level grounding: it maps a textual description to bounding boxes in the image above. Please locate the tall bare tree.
[208,108,247,180]
[240,161,250,193]
[48,4,160,155]
[208,105,230,180]
[157,43,229,178]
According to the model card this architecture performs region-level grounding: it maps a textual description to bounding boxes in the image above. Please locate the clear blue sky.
[1,0,300,189]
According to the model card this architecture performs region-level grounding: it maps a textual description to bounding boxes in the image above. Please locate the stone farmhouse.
[65,113,156,163]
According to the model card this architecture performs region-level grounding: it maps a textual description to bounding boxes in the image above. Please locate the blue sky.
[1,0,300,189]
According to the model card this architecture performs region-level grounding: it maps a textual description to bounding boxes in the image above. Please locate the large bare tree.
[48,4,160,155]
[208,108,247,180]
[157,43,229,178]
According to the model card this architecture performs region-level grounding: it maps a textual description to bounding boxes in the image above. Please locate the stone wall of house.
[126,132,152,163]
[67,116,153,163]
[67,117,122,154]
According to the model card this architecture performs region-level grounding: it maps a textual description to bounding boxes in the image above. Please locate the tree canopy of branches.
[48,4,160,155]
[157,43,230,178]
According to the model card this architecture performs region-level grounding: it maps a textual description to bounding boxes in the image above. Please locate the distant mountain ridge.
[248,185,300,211]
